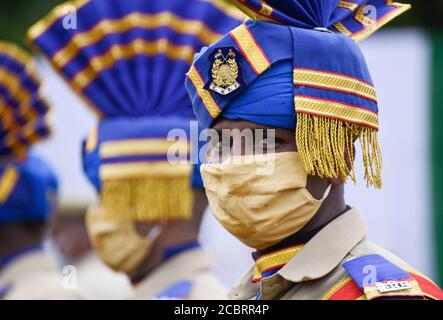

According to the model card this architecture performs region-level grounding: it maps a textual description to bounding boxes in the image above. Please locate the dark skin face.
[0,189,57,262]
[51,210,92,263]
[210,118,347,245]
[0,221,47,261]
[129,188,208,282]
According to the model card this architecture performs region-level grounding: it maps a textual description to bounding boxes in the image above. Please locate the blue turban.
[187,1,411,188]
[30,0,244,221]
[0,42,55,224]
[82,116,204,192]
[0,41,51,159]
[222,59,295,130]
[0,155,58,224]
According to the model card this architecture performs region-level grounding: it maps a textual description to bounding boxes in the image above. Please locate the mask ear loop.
[146,225,162,243]
[322,184,332,201]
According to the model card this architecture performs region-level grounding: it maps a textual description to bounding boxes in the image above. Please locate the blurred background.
[0,0,442,289]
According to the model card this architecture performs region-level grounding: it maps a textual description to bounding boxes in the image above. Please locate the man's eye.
[210,139,230,151]
[257,138,275,146]
[210,139,224,150]
[207,140,220,153]
[221,139,230,147]
[207,142,220,162]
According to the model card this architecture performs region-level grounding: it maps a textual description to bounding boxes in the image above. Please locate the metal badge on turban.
[209,48,241,96]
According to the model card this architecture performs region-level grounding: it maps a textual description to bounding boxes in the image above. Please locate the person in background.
[186,1,443,300]
[0,41,83,300]
[50,206,133,300]
[28,0,243,299]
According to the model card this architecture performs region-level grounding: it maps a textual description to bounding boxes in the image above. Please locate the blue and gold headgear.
[187,0,411,188]
[0,41,56,223]
[0,155,59,224]
[0,41,51,159]
[28,0,243,221]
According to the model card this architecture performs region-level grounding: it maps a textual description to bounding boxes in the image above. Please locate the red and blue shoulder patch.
[323,254,443,300]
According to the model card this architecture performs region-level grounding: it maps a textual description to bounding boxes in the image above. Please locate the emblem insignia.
[375,280,413,293]
[209,48,240,96]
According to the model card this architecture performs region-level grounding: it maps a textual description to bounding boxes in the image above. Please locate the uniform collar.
[278,207,367,282]
[228,207,367,300]
[0,245,43,271]
[252,244,304,283]
[0,248,56,290]
[133,247,214,299]
[163,242,200,261]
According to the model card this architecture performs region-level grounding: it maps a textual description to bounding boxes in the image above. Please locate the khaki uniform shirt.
[76,252,134,300]
[134,247,227,300]
[0,249,84,300]
[229,208,442,300]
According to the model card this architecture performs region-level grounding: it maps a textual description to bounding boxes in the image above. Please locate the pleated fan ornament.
[28,0,244,221]
[0,42,56,224]
[0,41,51,159]
[225,0,410,42]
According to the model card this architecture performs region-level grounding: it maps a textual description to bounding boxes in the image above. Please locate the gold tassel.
[100,176,194,221]
[296,113,382,188]
[359,125,383,188]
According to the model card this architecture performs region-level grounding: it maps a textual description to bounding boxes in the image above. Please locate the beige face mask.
[85,206,152,276]
[201,152,322,250]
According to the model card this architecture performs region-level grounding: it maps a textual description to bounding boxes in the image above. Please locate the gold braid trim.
[296,113,382,188]
[0,166,19,203]
[101,176,194,222]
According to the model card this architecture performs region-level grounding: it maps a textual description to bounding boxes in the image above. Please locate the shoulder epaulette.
[340,254,443,300]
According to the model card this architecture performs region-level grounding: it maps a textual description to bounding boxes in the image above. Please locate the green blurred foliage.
[0,0,442,51]
[390,0,443,28]
[0,0,65,50]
